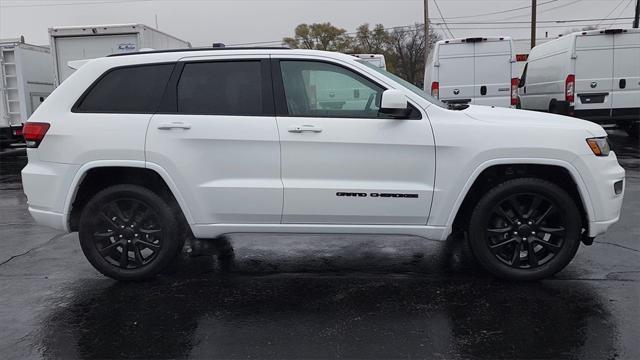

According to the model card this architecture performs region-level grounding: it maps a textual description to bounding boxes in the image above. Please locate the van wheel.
[78,184,183,281]
[468,178,581,281]
[623,121,640,139]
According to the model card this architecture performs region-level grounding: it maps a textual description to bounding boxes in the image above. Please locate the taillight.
[565,74,575,103]
[431,81,439,99]
[511,78,519,106]
[22,122,50,148]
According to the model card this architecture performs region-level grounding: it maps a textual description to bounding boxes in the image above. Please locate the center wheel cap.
[517,224,533,237]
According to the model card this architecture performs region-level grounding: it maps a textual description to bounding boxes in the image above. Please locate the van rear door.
[574,33,614,114]
[474,40,512,107]
[437,42,474,104]
[612,30,640,118]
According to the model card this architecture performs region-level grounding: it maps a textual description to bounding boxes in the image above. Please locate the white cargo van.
[0,37,54,147]
[424,37,518,108]
[49,23,191,85]
[351,54,387,69]
[518,28,640,137]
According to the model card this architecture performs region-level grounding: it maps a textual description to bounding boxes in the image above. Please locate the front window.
[280,60,385,118]
[356,60,446,108]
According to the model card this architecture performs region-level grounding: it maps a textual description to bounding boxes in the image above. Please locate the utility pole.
[531,0,537,49]
[424,0,430,66]
[633,0,639,28]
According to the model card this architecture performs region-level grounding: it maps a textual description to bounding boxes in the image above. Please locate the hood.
[461,105,607,137]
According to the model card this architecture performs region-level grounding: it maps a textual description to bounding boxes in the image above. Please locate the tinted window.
[177,61,263,115]
[76,64,174,113]
[280,61,384,118]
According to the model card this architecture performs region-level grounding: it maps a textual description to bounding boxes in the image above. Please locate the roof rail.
[108,46,291,57]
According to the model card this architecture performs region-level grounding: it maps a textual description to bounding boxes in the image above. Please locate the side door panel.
[574,34,614,111]
[272,57,435,225]
[438,43,475,104]
[612,32,640,112]
[474,41,512,107]
[145,56,283,225]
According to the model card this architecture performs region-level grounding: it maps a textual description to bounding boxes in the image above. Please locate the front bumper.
[571,152,625,237]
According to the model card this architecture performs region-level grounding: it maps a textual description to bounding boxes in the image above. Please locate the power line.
[437,0,559,20]
[607,0,634,28]
[596,0,628,27]
[228,16,635,47]
[502,0,582,21]
[0,0,153,8]
[433,0,455,38]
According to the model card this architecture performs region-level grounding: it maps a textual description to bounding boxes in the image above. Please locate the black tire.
[468,178,582,281]
[78,184,184,281]
[623,121,640,139]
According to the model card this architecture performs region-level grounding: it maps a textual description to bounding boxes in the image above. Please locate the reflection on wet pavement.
[0,131,638,359]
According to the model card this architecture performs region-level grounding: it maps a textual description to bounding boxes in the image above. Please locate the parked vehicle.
[22,48,624,281]
[424,37,518,108]
[351,54,386,69]
[0,37,54,148]
[49,23,191,85]
[518,28,640,138]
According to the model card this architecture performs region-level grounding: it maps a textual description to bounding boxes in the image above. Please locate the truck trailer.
[49,23,191,85]
[0,37,54,148]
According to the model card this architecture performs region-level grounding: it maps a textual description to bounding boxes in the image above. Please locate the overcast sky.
[0,0,637,47]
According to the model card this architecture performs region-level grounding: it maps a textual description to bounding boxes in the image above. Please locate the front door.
[272,57,435,225]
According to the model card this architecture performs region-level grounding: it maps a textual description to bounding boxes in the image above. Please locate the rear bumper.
[21,158,79,232]
[573,107,640,124]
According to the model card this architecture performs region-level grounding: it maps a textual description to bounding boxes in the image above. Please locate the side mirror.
[379,89,411,119]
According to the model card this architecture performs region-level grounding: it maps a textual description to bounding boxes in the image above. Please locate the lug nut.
[134,234,138,237]
[120,225,124,229]
[119,235,123,238]
[531,231,536,235]
[127,240,131,243]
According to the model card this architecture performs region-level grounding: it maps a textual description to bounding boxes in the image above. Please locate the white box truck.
[424,37,518,108]
[1,37,54,148]
[518,28,640,138]
[49,23,191,85]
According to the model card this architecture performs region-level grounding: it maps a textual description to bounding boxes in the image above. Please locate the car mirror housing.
[379,89,411,118]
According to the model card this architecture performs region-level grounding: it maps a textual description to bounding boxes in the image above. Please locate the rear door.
[574,33,614,113]
[437,43,474,104]
[145,55,283,227]
[612,30,640,117]
[474,40,512,107]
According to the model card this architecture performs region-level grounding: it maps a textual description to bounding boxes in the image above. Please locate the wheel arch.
[446,159,595,238]
[65,161,194,233]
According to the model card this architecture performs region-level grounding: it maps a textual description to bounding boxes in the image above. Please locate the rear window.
[75,63,174,113]
[176,61,264,116]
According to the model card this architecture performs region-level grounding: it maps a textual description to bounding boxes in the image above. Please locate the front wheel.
[78,184,184,281]
[468,178,582,281]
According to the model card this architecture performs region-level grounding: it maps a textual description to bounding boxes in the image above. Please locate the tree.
[282,22,440,86]
[283,23,352,52]
[386,24,440,86]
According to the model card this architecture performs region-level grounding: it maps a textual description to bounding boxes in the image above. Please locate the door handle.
[288,125,323,133]
[157,122,191,130]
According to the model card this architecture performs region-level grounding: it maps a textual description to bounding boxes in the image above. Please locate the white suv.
[21,48,625,281]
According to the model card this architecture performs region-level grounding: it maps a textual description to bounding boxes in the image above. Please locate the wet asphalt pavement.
[0,130,638,359]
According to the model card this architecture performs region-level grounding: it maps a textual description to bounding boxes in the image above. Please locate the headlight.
[586,137,610,156]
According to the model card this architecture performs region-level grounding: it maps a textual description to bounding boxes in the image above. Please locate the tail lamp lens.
[22,122,50,148]
[431,81,439,99]
[511,78,519,106]
[586,137,610,157]
[565,74,575,103]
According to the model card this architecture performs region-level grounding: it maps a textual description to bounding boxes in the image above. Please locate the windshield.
[356,59,446,108]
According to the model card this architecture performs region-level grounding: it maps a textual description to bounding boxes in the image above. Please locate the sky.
[0,0,637,48]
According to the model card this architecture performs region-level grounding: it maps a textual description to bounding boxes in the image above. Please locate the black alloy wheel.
[79,184,183,281]
[468,178,582,280]
[93,198,163,269]
[485,193,565,269]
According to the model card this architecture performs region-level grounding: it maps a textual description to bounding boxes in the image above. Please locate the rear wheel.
[78,184,183,281]
[468,178,582,280]
[622,121,640,139]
